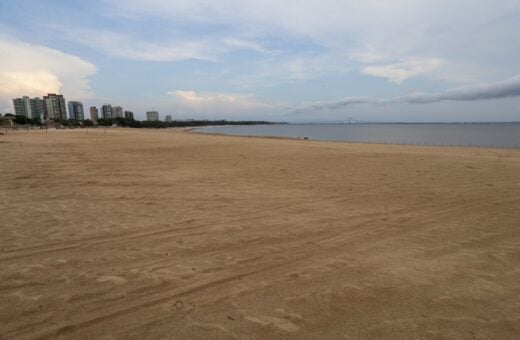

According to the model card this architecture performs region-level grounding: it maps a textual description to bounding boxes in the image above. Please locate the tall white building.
[101,104,112,119]
[12,96,45,120]
[12,96,31,117]
[43,93,67,121]
[113,106,123,118]
[146,110,159,121]
[90,106,99,123]
[31,98,45,120]
[68,101,84,120]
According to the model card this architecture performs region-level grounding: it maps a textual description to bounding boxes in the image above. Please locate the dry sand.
[1,128,519,339]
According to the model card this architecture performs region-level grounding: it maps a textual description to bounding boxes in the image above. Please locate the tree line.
[96,118,274,128]
[1,115,276,128]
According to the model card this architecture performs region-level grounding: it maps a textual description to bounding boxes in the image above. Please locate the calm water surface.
[197,123,520,149]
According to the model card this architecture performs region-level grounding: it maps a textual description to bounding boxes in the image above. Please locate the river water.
[197,123,520,149]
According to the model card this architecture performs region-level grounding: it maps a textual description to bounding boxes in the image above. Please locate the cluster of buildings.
[89,105,135,123]
[12,93,163,123]
[12,94,70,121]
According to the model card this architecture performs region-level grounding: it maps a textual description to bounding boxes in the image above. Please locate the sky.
[0,0,519,122]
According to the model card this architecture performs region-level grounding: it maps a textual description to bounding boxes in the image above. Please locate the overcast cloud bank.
[293,75,520,113]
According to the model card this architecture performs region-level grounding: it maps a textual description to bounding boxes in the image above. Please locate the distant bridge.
[294,118,387,124]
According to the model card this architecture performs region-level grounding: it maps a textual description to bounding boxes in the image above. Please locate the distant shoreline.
[194,122,520,149]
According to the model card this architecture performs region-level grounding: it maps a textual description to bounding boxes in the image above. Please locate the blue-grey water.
[197,123,520,149]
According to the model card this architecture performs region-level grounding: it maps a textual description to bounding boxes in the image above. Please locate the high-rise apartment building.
[165,115,172,123]
[43,93,67,120]
[146,110,159,121]
[68,101,84,120]
[113,106,123,118]
[12,97,30,117]
[124,111,134,120]
[12,96,45,120]
[101,104,112,119]
[90,106,99,123]
[31,98,45,120]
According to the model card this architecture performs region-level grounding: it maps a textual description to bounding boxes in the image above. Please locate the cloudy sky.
[1,0,519,121]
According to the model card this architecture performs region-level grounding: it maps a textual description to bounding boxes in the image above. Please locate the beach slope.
[1,129,519,339]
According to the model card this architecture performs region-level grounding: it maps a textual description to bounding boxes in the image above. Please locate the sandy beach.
[1,128,519,339]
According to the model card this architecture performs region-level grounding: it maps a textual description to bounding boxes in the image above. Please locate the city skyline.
[1,1,520,122]
[10,92,164,123]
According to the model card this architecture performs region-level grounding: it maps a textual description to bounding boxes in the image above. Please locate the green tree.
[14,115,29,125]
[29,117,42,125]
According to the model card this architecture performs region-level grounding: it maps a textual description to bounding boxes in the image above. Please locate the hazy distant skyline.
[1,0,519,122]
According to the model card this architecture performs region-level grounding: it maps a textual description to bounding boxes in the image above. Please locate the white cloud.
[226,53,352,90]
[291,74,520,113]
[348,47,389,64]
[0,35,96,111]
[169,90,248,104]
[222,38,266,53]
[0,71,62,98]
[362,59,444,84]
[46,27,217,62]
[166,90,274,117]
[104,0,520,84]
[46,25,268,63]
